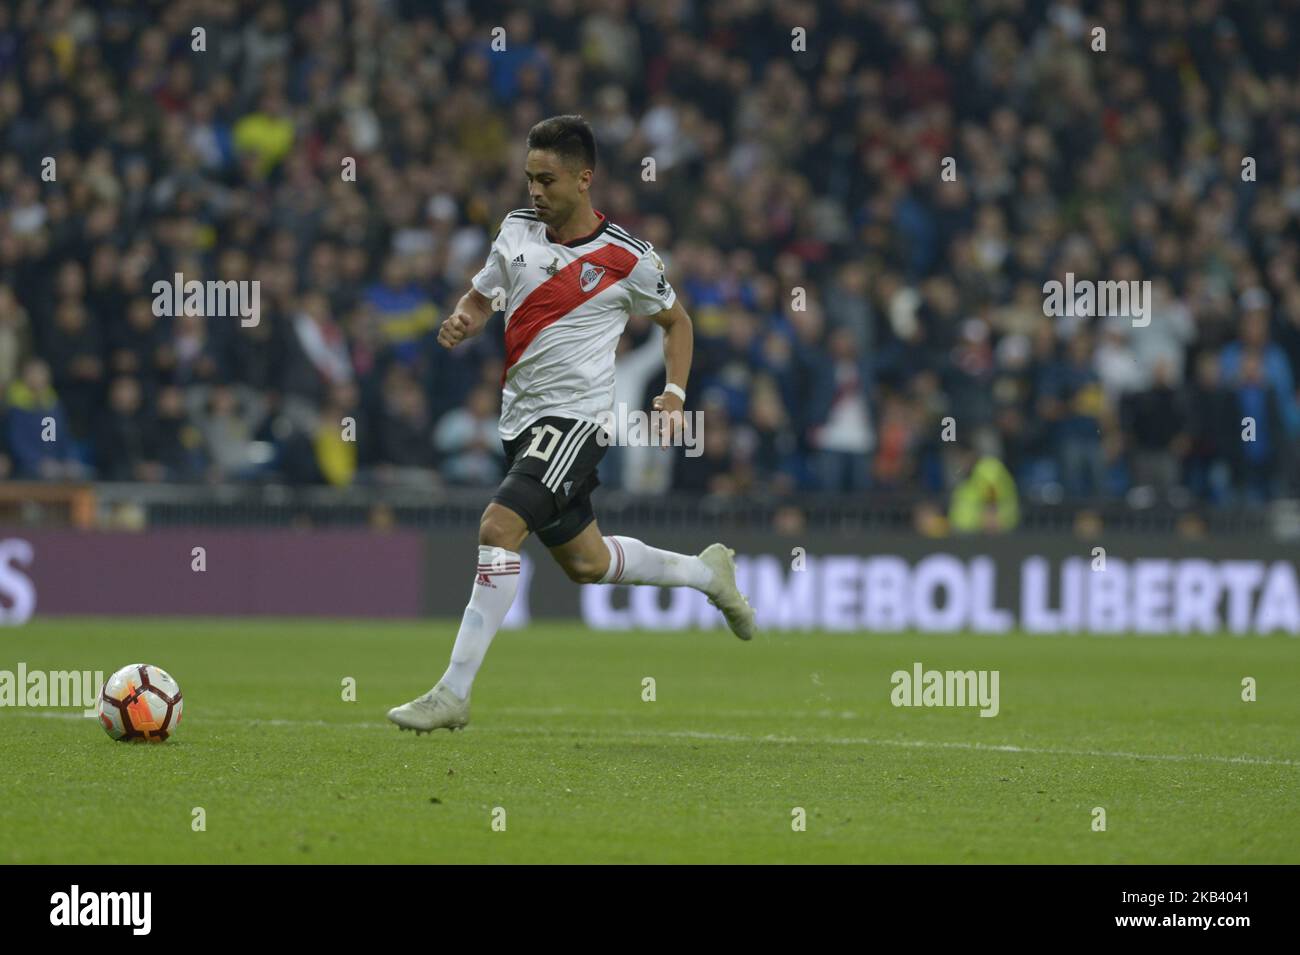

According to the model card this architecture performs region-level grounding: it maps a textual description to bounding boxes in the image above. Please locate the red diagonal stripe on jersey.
[502,243,639,385]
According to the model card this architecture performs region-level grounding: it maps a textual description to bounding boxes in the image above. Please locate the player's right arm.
[441,215,516,349]
[437,288,493,349]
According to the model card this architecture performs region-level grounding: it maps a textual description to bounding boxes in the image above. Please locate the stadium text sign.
[0,538,35,624]
[580,554,1300,635]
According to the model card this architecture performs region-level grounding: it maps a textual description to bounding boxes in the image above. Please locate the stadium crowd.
[3,0,1300,511]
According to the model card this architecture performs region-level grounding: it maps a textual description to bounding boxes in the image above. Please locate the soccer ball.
[97,664,183,742]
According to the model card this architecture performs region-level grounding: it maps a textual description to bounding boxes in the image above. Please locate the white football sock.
[440,545,520,699]
[598,535,715,591]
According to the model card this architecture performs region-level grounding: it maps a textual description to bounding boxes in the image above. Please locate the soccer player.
[388,115,757,733]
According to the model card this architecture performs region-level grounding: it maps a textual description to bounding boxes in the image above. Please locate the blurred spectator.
[1220,305,1300,438]
[1181,353,1237,505]
[1118,356,1190,496]
[313,382,359,487]
[0,283,31,388]
[153,384,203,480]
[44,297,103,441]
[109,297,169,381]
[1121,357,1187,494]
[171,313,221,387]
[989,332,1039,484]
[1038,332,1107,498]
[948,432,1020,534]
[4,357,84,479]
[871,393,915,489]
[93,376,157,481]
[433,385,504,487]
[735,374,797,494]
[232,88,294,179]
[672,402,735,496]
[376,367,436,477]
[285,292,353,405]
[363,256,440,368]
[192,384,264,482]
[1232,351,1285,504]
[812,326,873,492]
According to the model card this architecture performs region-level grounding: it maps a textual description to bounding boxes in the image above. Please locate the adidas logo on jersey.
[563,480,574,496]
[511,253,526,268]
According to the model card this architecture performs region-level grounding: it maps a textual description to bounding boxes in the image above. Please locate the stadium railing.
[0,482,1287,539]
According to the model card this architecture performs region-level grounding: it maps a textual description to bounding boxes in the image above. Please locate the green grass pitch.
[2,617,1297,863]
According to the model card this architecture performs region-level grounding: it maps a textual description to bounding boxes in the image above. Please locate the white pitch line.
[7,709,1298,768]
[536,728,1300,768]
[5,711,95,720]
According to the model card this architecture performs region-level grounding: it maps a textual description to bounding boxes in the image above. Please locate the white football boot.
[698,543,757,641]
[387,681,470,734]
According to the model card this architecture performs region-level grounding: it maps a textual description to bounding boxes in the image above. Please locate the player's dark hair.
[526,115,597,173]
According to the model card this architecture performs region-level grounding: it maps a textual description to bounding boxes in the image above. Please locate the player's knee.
[479,507,525,550]
[561,555,605,584]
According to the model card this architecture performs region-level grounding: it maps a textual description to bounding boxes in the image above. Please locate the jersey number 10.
[522,424,564,462]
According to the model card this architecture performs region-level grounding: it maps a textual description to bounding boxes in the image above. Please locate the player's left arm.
[647,298,693,449]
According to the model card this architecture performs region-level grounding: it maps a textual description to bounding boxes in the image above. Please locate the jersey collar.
[546,209,609,248]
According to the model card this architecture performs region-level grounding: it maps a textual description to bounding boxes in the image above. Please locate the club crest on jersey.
[580,262,606,293]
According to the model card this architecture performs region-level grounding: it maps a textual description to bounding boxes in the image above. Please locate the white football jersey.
[471,208,676,440]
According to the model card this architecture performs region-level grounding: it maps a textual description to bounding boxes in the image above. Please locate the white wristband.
[663,383,686,402]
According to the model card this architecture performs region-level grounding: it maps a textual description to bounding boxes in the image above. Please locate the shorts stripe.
[543,421,596,491]
[539,420,588,489]
[542,421,596,490]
